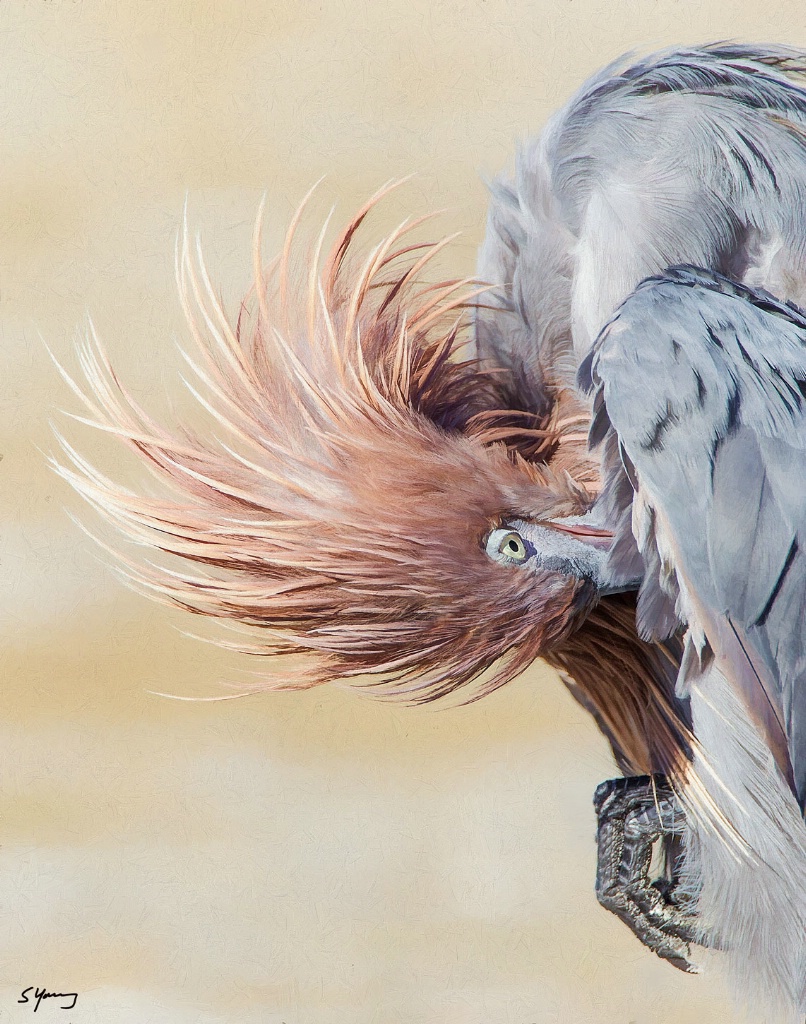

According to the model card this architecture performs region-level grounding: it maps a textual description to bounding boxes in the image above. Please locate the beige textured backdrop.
[4,2,805,1022]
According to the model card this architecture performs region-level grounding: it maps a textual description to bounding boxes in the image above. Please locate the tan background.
[3,2,805,1022]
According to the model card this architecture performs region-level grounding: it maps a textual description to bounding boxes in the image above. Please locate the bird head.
[55,185,606,702]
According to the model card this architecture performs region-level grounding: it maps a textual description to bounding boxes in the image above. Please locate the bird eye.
[485,528,530,565]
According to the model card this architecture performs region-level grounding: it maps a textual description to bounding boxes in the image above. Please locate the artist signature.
[18,987,78,1012]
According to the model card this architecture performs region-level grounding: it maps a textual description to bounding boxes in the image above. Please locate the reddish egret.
[56,44,806,1018]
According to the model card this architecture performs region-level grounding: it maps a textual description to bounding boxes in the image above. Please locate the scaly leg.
[594,774,699,973]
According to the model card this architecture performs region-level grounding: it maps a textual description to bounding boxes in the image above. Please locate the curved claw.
[594,775,700,973]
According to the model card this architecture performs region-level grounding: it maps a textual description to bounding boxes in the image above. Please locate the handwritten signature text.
[18,987,78,1012]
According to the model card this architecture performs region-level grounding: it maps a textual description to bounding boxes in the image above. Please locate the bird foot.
[594,774,700,973]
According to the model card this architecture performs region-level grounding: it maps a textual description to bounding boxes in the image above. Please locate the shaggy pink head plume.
[53,184,600,703]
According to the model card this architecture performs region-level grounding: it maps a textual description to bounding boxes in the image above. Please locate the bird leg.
[593,774,699,973]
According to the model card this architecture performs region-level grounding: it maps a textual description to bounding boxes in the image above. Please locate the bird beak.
[544,518,614,550]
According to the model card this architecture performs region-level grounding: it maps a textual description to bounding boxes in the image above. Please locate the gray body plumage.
[474,45,806,1016]
[476,45,806,400]
[584,270,806,1012]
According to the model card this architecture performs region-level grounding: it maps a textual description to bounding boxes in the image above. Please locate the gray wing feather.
[583,268,806,808]
[475,44,806,399]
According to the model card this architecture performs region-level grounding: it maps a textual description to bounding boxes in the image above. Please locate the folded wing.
[583,267,806,810]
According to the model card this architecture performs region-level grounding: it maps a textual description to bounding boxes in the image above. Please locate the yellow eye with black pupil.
[484,527,530,565]
[498,531,527,562]
[501,536,528,561]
